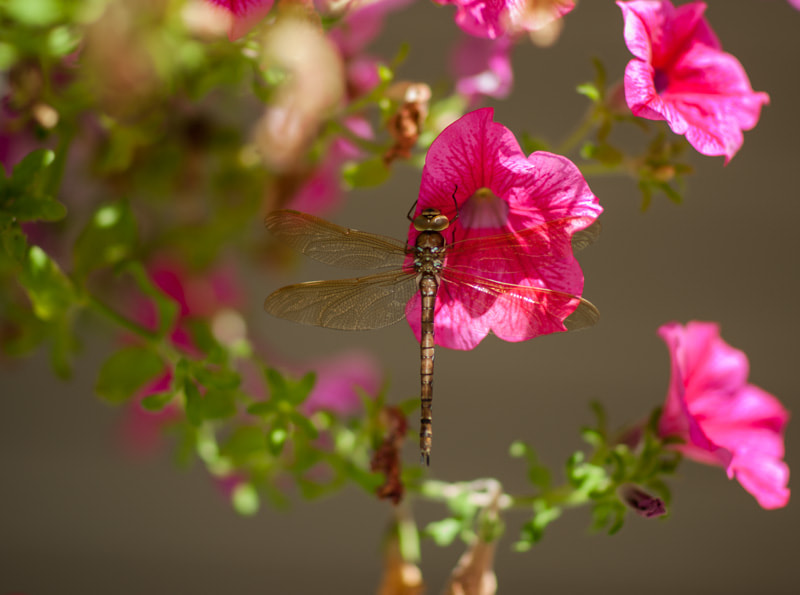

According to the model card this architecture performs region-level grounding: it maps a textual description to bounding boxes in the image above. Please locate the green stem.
[395,503,421,563]
[330,119,390,154]
[555,106,600,156]
[574,160,636,178]
[87,294,159,343]
[419,478,593,512]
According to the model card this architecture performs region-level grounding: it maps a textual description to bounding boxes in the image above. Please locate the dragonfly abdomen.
[414,230,445,466]
[419,273,437,465]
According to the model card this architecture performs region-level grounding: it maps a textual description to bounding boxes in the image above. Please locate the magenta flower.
[300,350,382,416]
[204,0,274,40]
[327,0,417,58]
[287,117,373,215]
[790,0,800,10]
[119,370,180,458]
[133,258,243,353]
[434,0,575,39]
[451,35,513,103]
[617,1,769,162]
[657,321,790,509]
[406,108,601,350]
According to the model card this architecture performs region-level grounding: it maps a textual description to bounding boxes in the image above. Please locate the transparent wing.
[440,267,600,334]
[265,209,408,270]
[443,216,600,276]
[263,270,418,330]
[571,219,602,253]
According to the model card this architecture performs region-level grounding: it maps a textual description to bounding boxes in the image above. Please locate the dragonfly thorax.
[412,208,450,232]
[413,232,446,275]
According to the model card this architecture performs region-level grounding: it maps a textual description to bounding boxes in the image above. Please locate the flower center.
[654,69,670,94]
[460,187,509,229]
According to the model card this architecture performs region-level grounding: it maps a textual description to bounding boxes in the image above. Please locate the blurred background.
[2,1,799,593]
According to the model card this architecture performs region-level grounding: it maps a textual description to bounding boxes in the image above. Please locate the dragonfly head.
[412,208,450,232]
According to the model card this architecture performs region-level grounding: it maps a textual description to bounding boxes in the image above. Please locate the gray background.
[2,1,799,593]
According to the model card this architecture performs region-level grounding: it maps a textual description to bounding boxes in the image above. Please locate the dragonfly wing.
[445,216,599,277]
[571,219,602,253]
[265,209,408,269]
[264,270,418,330]
[439,268,599,340]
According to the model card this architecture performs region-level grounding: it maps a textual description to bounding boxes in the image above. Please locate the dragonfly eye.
[413,208,451,232]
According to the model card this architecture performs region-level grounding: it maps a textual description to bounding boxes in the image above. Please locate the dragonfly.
[263,206,600,464]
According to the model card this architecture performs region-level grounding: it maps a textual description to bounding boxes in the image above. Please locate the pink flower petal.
[406,108,601,350]
[436,0,575,39]
[657,321,790,509]
[451,35,514,103]
[617,0,768,161]
[300,350,382,416]
[205,0,275,40]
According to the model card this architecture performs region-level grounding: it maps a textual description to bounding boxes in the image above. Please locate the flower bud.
[619,484,667,518]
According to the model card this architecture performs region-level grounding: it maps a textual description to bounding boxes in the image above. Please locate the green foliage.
[96,346,164,404]
[0,150,66,225]
[73,201,137,279]
[0,0,707,559]
[342,157,391,189]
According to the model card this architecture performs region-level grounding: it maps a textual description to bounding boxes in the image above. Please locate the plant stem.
[555,106,599,156]
[87,294,159,342]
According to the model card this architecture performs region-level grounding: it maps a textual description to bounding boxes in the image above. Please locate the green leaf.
[3,0,64,26]
[141,391,175,412]
[19,246,76,321]
[1,224,28,262]
[231,483,260,516]
[591,500,627,535]
[267,423,289,456]
[96,346,164,404]
[12,149,55,189]
[342,157,390,189]
[516,501,562,547]
[124,262,179,337]
[292,372,316,405]
[184,381,204,426]
[50,314,79,379]
[183,319,225,362]
[527,466,552,491]
[192,364,241,391]
[202,388,237,420]
[73,201,137,279]
[0,149,66,224]
[447,491,479,521]
[576,82,601,103]
[264,367,315,406]
[47,26,82,57]
[289,411,318,440]
[247,401,276,417]
[424,518,462,547]
[220,426,267,464]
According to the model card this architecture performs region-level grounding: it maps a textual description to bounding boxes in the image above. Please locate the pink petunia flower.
[133,258,243,354]
[299,350,383,416]
[434,0,575,39]
[451,34,514,104]
[406,107,601,350]
[789,0,800,10]
[657,321,790,509]
[327,0,417,58]
[204,0,274,40]
[617,1,769,162]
